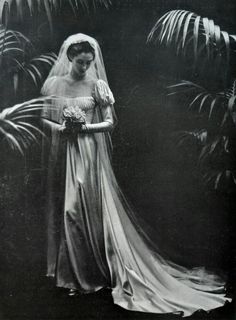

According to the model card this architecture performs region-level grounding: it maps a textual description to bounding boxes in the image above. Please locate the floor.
[1,276,235,320]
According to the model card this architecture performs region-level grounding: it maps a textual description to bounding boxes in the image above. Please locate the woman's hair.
[67,41,95,61]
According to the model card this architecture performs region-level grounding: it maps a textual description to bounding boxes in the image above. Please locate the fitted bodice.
[60,96,95,110]
[61,96,96,124]
[42,95,97,125]
[41,78,115,125]
[65,96,96,122]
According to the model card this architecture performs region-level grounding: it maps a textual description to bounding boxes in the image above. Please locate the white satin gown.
[41,77,231,317]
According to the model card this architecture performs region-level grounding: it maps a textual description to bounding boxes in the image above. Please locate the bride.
[41,33,231,317]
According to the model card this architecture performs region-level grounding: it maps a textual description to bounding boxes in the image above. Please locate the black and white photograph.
[0,1,235,319]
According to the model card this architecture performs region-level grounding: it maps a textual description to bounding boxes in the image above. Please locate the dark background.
[0,1,235,319]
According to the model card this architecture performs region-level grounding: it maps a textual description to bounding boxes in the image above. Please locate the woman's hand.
[59,121,88,138]
[59,121,72,138]
[77,124,88,133]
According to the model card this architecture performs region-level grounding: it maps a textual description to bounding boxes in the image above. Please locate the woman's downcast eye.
[77,60,93,66]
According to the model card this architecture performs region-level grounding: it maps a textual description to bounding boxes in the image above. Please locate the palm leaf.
[0,0,111,30]
[0,25,31,69]
[198,94,211,113]
[202,17,211,59]
[18,121,46,137]
[208,97,218,118]
[176,129,207,148]
[202,171,226,190]
[13,52,56,89]
[148,9,236,65]
[168,80,228,119]
[175,10,189,45]
[198,136,227,164]
[225,79,236,98]
[24,52,56,86]
[189,92,206,109]
[0,124,24,154]
[221,31,230,66]
[167,80,204,90]
[0,98,48,155]
[182,12,195,49]
[224,80,236,124]
[160,10,177,44]
[166,10,182,45]
[228,95,236,112]
[214,170,235,189]
[193,15,201,60]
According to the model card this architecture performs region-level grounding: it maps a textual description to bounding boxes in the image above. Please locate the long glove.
[81,121,113,133]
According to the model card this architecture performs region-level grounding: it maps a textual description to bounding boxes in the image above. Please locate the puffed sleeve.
[94,79,115,106]
[94,79,115,124]
[41,76,63,123]
[41,76,58,96]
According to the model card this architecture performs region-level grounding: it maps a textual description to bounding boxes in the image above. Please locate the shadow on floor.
[1,276,235,320]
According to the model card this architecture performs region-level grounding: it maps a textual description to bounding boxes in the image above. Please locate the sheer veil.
[41,34,108,85]
[41,33,116,157]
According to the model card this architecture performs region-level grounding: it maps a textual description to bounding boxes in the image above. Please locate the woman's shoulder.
[47,75,73,85]
[83,76,106,94]
[85,76,107,88]
[44,75,61,85]
[93,79,115,106]
[41,76,71,95]
[41,76,57,95]
[95,78,107,86]
[94,79,111,91]
[42,76,62,90]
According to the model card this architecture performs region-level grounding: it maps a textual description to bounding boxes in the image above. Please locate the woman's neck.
[69,70,87,82]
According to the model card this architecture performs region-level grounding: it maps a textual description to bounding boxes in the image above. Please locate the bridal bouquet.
[62,105,86,132]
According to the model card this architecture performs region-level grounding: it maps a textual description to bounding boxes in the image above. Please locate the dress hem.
[111,292,232,318]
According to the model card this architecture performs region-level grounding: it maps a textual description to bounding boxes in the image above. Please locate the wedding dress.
[41,34,231,317]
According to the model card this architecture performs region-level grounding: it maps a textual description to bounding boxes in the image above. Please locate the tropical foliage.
[0,98,48,155]
[0,24,56,156]
[148,10,236,63]
[148,10,236,193]
[0,0,111,31]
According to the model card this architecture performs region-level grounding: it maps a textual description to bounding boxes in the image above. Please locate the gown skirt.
[42,80,231,317]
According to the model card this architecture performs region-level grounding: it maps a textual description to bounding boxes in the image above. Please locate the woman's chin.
[78,71,86,78]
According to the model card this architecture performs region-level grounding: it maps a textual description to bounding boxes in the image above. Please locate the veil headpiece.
[41,33,116,159]
[41,33,108,94]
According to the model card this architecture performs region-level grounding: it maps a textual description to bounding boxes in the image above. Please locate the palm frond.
[223,80,236,125]
[225,79,236,98]
[176,129,208,148]
[167,80,205,97]
[203,169,236,190]
[168,80,223,117]
[0,98,47,155]
[167,80,204,90]
[15,52,57,88]
[198,135,229,165]
[148,10,236,65]
[0,25,32,69]
[208,97,218,118]
[0,0,111,29]
[199,94,212,113]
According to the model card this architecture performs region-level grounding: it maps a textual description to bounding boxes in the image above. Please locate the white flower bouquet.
[62,105,86,132]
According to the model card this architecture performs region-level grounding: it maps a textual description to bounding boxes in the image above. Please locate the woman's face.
[71,52,94,78]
